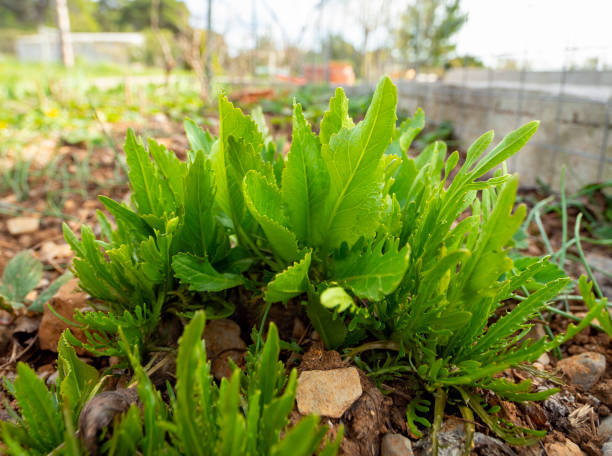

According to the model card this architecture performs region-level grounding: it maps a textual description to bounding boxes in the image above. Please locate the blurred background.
[1,0,611,213]
[1,0,611,193]
[0,0,611,297]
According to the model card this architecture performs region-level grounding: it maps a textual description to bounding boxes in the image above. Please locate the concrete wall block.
[563,154,602,193]
[522,98,558,122]
[557,124,604,155]
[558,101,607,126]
[512,144,555,188]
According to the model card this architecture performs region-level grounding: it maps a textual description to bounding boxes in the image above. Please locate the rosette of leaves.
[182,76,411,349]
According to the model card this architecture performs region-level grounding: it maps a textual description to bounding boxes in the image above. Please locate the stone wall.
[349,75,612,193]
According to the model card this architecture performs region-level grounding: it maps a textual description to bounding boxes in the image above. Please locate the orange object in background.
[230,88,276,105]
[303,62,355,85]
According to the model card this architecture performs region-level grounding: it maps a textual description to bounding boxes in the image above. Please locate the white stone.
[296,368,362,418]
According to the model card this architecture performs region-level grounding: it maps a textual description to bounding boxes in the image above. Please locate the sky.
[184,0,612,69]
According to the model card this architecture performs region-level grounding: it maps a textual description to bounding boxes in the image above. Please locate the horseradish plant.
[63,76,604,447]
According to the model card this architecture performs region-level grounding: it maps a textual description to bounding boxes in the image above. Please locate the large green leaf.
[177,151,219,258]
[173,253,243,292]
[243,170,300,263]
[281,103,329,244]
[318,76,397,249]
[265,251,312,304]
[225,137,275,246]
[212,96,264,216]
[333,238,410,301]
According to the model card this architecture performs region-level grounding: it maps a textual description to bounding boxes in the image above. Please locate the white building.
[15,27,145,64]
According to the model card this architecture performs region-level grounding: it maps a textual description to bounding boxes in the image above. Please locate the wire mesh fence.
[372,56,612,193]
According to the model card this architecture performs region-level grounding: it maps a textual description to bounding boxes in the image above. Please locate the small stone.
[536,352,550,366]
[39,278,89,352]
[203,319,247,380]
[599,415,612,441]
[40,241,72,262]
[381,433,413,456]
[63,199,77,213]
[7,217,40,235]
[296,367,362,418]
[545,438,585,456]
[557,352,606,391]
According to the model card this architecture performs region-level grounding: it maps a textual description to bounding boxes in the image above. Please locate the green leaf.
[99,196,154,238]
[282,102,329,243]
[251,106,271,142]
[124,129,160,216]
[0,251,42,307]
[257,323,281,406]
[333,238,410,301]
[271,415,327,456]
[243,170,300,263]
[472,278,569,355]
[215,370,246,455]
[470,121,539,178]
[387,108,425,156]
[319,76,397,249]
[265,251,312,304]
[57,332,99,421]
[320,287,354,313]
[148,138,188,208]
[579,276,611,337]
[175,311,210,454]
[259,369,297,453]
[13,362,64,452]
[29,271,74,313]
[173,253,243,292]
[319,87,354,145]
[184,118,215,158]
[177,150,220,258]
[212,95,264,216]
[306,288,346,349]
[399,108,425,152]
[225,136,274,241]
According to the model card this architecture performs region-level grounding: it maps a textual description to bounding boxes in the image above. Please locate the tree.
[395,0,467,70]
[350,0,391,80]
[55,0,74,67]
[322,33,360,67]
[0,0,50,28]
[116,0,189,33]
